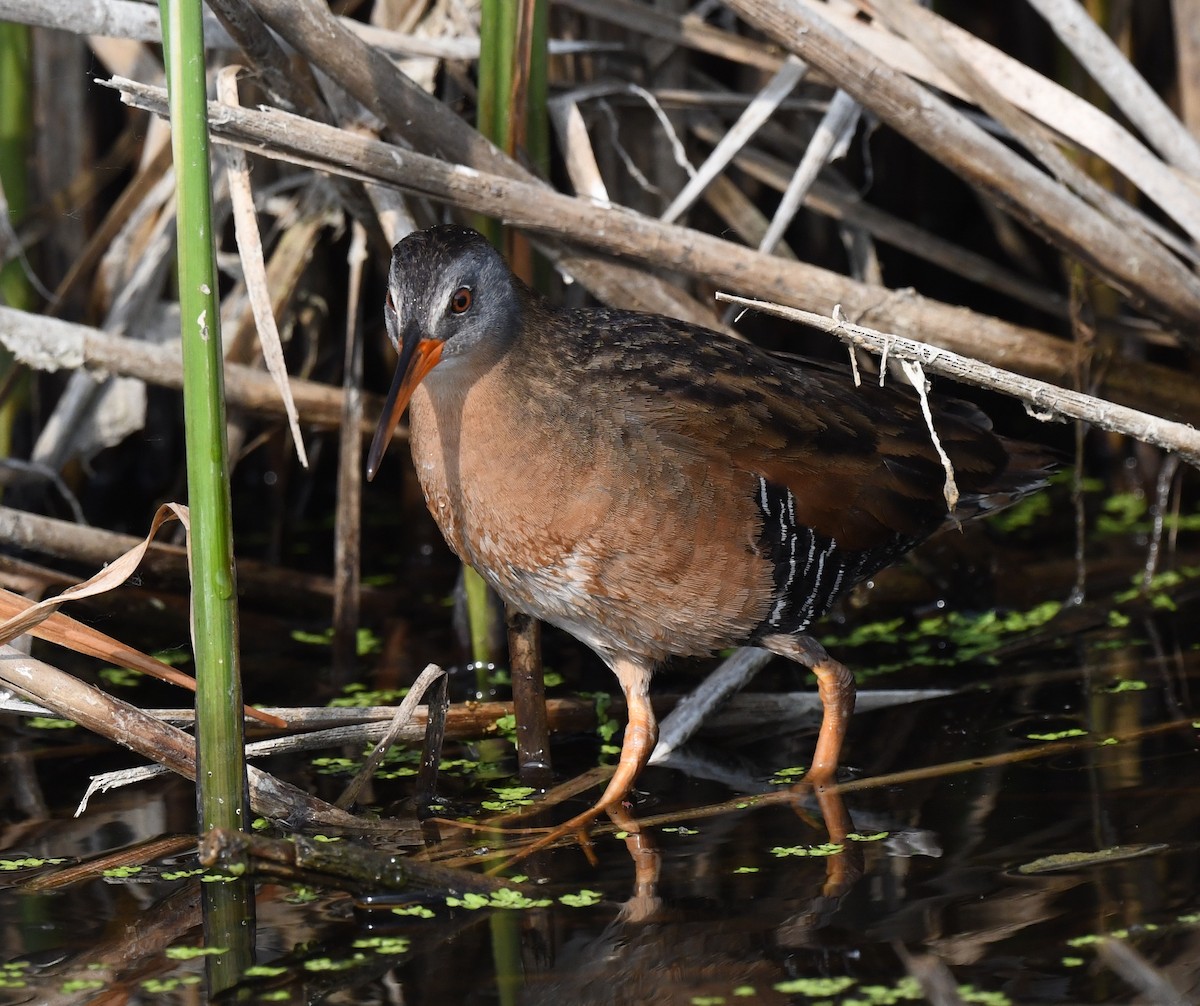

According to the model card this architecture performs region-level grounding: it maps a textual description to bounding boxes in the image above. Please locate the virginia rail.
[367,225,1048,839]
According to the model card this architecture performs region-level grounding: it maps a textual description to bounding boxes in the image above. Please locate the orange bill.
[367,332,444,480]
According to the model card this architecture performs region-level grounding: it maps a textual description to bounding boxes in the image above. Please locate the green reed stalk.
[159,0,247,834]
[0,22,33,465]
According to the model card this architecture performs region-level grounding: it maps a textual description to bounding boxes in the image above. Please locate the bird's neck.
[406,292,599,579]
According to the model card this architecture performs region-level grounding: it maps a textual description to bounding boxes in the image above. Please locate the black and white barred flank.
[749,476,914,638]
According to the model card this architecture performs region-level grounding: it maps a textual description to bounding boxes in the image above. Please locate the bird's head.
[367,225,519,479]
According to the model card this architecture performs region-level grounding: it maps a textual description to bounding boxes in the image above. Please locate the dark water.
[2,542,1199,1004]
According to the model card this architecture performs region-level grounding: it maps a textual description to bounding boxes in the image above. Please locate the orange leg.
[497,655,656,866]
[765,634,856,784]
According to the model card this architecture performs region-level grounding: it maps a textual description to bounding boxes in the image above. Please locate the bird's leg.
[495,656,656,867]
[761,639,863,912]
[763,633,856,784]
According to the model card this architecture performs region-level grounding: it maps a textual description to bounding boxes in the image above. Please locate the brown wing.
[562,307,1012,553]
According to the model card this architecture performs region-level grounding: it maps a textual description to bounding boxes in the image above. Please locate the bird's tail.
[956,436,1060,522]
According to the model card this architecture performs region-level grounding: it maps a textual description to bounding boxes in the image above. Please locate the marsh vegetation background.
[1,1,1199,1003]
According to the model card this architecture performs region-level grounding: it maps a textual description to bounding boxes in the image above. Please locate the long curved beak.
[366,316,444,481]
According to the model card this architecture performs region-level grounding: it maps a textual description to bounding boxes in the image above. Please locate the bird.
[366,224,1050,844]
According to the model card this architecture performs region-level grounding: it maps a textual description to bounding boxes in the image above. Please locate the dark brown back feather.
[517,295,1048,553]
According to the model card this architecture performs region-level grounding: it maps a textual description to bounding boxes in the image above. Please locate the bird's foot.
[486,801,616,872]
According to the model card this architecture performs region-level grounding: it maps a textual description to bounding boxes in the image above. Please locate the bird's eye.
[385,288,395,312]
[449,287,473,315]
